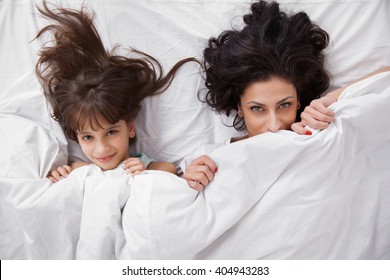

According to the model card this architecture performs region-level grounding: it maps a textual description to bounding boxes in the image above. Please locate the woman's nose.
[266,112,281,132]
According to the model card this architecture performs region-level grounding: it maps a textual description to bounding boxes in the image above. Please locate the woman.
[182,0,389,190]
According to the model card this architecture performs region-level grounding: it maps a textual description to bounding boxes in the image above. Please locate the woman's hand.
[291,88,342,135]
[182,155,218,191]
[122,157,145,175]
[47,165,72,183]
[292,67,390,135]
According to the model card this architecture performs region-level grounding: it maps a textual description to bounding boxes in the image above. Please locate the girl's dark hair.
[202,0,330,130]
[35,1,196,141]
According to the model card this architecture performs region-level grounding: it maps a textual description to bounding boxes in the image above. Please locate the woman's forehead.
[242,78,297,103]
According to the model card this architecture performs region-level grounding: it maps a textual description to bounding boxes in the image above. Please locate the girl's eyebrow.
[77,124,121,135]
[77,130,91,135]
[246,96,295,106]
[105,124,121,131]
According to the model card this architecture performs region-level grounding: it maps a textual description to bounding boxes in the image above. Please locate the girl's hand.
[122,157,145,175]
[47,165,72,183]
[182,155,218,191]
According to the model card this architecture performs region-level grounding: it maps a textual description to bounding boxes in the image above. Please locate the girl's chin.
[95,161,120,171]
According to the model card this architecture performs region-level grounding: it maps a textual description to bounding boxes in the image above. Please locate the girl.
[35,1,195,183]
[182,0,390,190]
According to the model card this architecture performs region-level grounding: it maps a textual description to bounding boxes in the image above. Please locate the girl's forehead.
[78,115,113,131]
[79,117,127,132]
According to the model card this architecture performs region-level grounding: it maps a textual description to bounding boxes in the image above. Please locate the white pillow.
[0,73,67,178]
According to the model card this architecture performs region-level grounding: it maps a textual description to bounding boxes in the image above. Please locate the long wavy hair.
[202,0,330,130]
[35,1,196,141]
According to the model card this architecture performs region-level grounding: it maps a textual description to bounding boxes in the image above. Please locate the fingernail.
[214,167,218,173]
[305,130,312,136]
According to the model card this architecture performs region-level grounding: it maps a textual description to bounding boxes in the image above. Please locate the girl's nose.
[95,139,110,154]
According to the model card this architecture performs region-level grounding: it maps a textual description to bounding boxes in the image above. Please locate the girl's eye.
[279,102,292,109]
[250,106,264,112]
[81,135,93,141]
[107,130,118,136]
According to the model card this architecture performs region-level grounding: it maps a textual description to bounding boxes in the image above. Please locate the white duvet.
[1,72,389,259]
[1,0,390,260]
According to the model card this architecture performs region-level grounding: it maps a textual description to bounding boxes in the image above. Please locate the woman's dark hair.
[202,0,330,130]
[35,1,195,141]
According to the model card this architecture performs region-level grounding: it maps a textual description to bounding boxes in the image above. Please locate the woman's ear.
[237,104,243,117]
[128,121,136,138]
[297,102,301,110]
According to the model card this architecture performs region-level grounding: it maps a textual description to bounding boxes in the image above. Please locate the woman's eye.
[250,106,263,112]
[279,102,292,109]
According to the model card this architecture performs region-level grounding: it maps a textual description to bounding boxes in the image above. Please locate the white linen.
[119,72,390,259]
[2,72,389,259]
[1,0,390,259]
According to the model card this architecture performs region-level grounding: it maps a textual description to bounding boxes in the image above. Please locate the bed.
[0,0,389,259]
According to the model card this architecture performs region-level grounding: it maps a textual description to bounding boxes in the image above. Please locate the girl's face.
[239,76,299,137]
[76,119,134,170]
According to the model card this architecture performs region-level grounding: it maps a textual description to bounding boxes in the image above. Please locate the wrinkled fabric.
[1,73,389,259]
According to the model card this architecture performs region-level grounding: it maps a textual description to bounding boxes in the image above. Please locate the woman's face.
[238,76,299,137]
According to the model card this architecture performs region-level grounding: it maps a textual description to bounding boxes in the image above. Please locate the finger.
[321,95,338,108]
[50,170,62,181]
[123,160,143,169]
[309,99,335,117]
[183,170,211,187]
[187,180,204,191]
[191,155,218,173]
[186,164,215,182]
[301,112,331,130]
[126,164,145,174]
[47,175,58,183]
[122,158,142,169]
[57,166,70,178]
[304,106,335,124]
[291,122,311,135]
[63,165,72,173]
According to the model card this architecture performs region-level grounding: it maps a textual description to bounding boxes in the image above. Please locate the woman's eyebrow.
[276,96,295,104]
[247,101,265,106]
[246,96,295,106]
